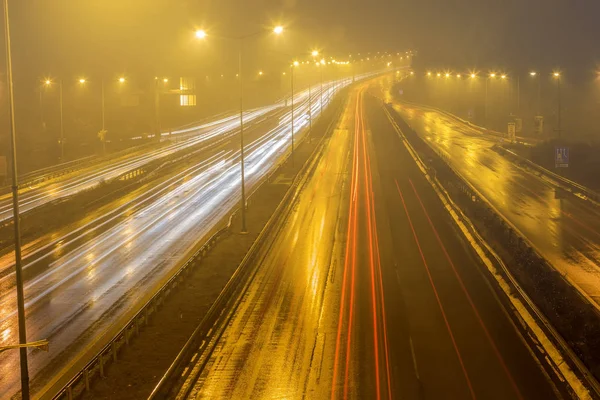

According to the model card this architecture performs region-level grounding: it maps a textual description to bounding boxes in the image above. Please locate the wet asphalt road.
[393,103,600,308]
[0,80,351,398]
[0,106,280,224]
[180,81,558,399]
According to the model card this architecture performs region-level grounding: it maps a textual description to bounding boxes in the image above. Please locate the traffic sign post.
[507,122,516,143]
[555,147,569,168]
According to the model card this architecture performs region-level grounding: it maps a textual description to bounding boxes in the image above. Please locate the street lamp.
[485,73,497,125]
[529,71,541,116]
[119,77,126,83]
[193,24,284,233]
[3,0,30,397]
[290,60,300,166]
[553,71,562,138]
[195,29,206,39]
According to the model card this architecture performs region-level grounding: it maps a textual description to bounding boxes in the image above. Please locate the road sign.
[534,116,544,135]
[507,122,516,143]
[515,118,522,133]
[0,156,6,185]
[555,147,569,168]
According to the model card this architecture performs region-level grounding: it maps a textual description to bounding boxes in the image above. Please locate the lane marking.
[408,178,524,400]
[395,179,477,400]
[409,336,420,381]
[384,105,593,399]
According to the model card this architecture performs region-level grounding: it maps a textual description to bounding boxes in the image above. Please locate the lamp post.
[319,59,325,116]
[309,50,319,134]
[485,73,496,126]
[3,0,30,398]
[530,71,541,116]
[290,61,299,167]
[194,25,283,233]
[554,72,562,138]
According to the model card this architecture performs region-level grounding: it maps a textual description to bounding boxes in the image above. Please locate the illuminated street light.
[293,60,299,67]
[79,78,86,84]
[311,50,319,57]
[427,71,432,76]
[490,73,496,78]
[437,73,441,77]
[530,71,537,77]
[554,71,562,137]
[501,74,506,79]
[410,71,414,75]
[195,29,207,39]
[3,1,31,394]
[192,24,286,233]
[470,73,476,78]
[119,77,125,83]
[44,79,51,85]
[456,74,461,78]
[445,73,450,78]
[163,78,168,83]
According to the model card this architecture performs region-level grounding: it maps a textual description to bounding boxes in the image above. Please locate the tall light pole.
[291,61,298,167]
[485,73,496,126]
[3,0,30,398]
[530,71,541,116]
[554,72,562,138]
[319,59,325,116]
[154,77,168,142]
[309,50,319,134]
[195,25,284,233]
[58,79,64,161]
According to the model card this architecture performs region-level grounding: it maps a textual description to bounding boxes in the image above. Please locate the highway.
[0,106,280,223]
[390,101,600,307]
[0,77,354,398]
[174,80,558,399]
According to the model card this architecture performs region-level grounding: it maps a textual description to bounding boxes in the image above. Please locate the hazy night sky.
[6,0,600,80]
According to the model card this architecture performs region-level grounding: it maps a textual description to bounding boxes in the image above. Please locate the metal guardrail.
[384,104,600,399]
[49,85,349,400]
[396,99,542,146]
[494,145,600,204]
[148,91,347,400]
[394,99,599,204]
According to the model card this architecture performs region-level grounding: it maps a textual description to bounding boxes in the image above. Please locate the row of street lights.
[41,77,128,158]
[417,69,563,136]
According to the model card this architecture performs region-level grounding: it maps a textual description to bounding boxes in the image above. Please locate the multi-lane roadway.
[174,79,559,399]
[0,77,354,398]
[392,102,600,308]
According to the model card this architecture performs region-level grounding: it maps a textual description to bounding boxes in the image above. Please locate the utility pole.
[3,0,30,398]
[101,79,106,155]
[239,40,247,233]
[556,74,562,139]
[290,63,295,167]
[154,79,161,142]
[59,79,64,161]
